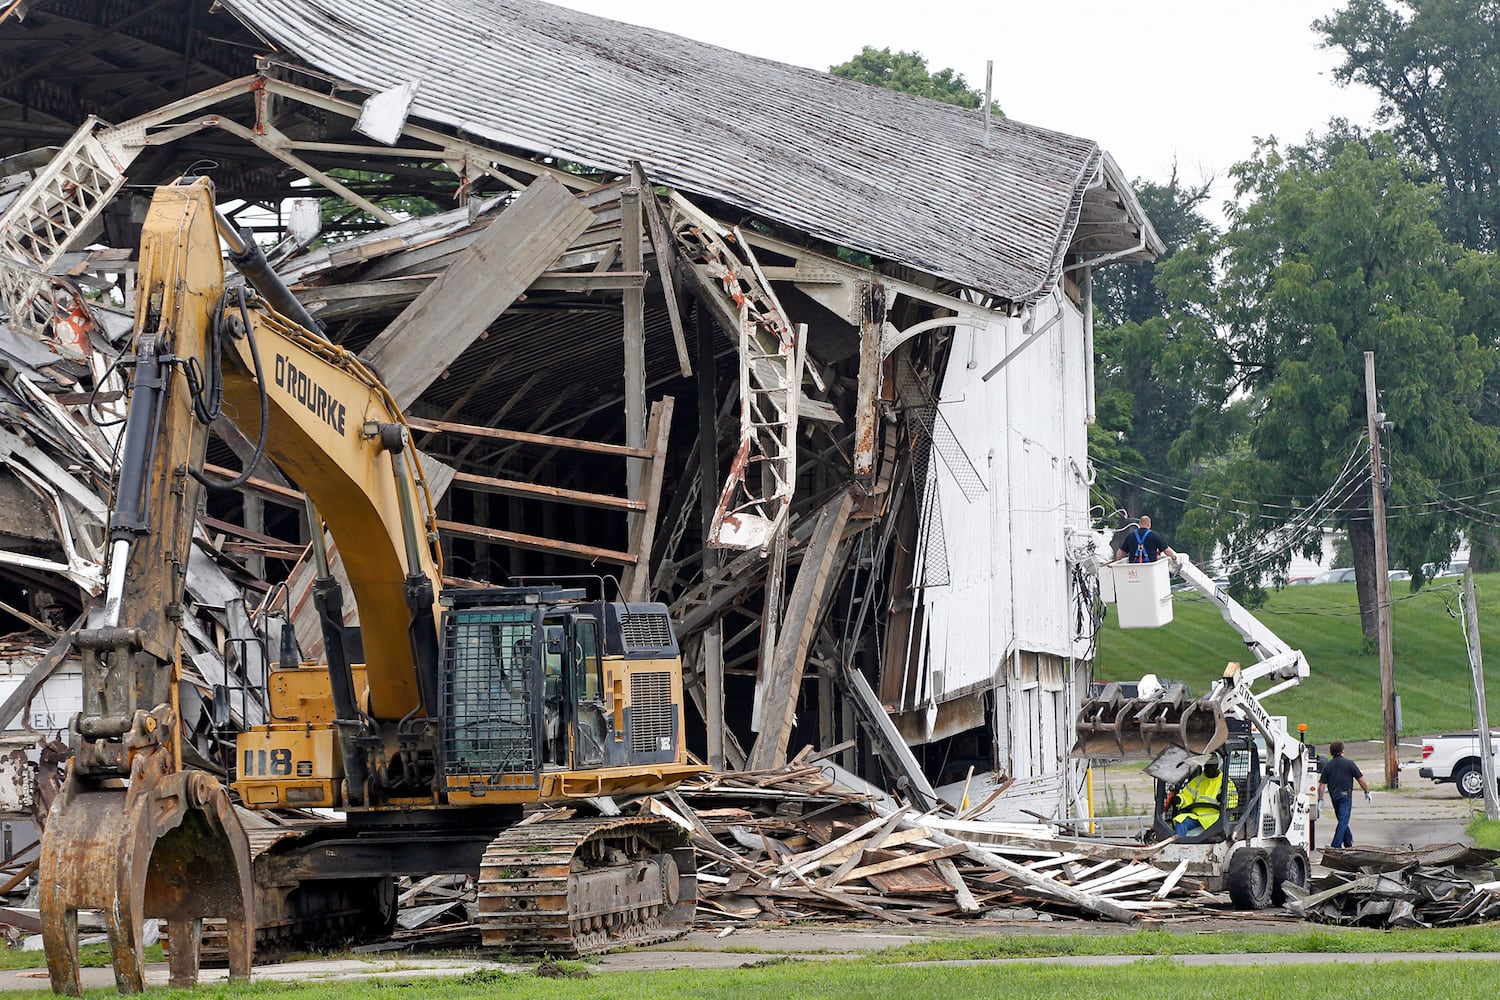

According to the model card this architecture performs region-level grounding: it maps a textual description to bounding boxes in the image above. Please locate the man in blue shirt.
[1318,740,1372,848]
[1117,514,1178,563]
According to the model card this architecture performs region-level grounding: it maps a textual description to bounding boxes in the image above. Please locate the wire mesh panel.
[440,609,538,788]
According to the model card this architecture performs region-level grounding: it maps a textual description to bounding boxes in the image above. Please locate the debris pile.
[1285,843,1500,927]
[644,760,1220,929]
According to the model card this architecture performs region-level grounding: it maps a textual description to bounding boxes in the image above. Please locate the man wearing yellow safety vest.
[1167,756,1238,837]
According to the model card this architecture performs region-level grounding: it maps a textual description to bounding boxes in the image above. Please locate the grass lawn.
[2,941,1500,1000]
[1094,574,1500,744]
[4,951,1499,1000]
[6,928,1500,999]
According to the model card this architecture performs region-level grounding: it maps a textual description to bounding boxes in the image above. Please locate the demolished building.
[0,0,1161,826]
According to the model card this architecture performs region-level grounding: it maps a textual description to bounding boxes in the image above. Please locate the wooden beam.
[435,520,636,566]
[450,471,643,512]
[853,281,884,481]
[201,464,303,506]
[622,185,647,508]
[360,175,595,407]
[621,397,675,602]
[748,490,856,770]
[844,845,968,882]
[631,162,692,377]
[407,415,653,460]
[213,118,400,225]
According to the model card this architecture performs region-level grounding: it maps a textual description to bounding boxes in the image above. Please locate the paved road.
[6,936,1500,990]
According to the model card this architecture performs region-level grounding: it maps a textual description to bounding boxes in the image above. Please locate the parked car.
[1286,575,1314,586]
[1416,731,1500,797]
[1389,569,1411,582]
[1310,567,1358,584]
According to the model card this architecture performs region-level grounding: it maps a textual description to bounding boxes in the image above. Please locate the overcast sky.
[548,1,1383,222]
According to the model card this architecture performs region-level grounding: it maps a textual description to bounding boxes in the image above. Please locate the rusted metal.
[853,280,885,481]
[406,415,655,459]
[1073,683,1229,761]
[41,736,252,994]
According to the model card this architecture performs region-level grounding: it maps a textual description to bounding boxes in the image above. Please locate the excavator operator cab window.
[568,616,606,768]
[541,625,565,766]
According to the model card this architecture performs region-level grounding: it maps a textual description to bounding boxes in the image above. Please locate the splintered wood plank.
[821,825,937,868]
[747,490,855,770]
[1154,859,1191,899]
[935,858,981,914]
[785,807,907,875]
[360,175,594,407]
[847,845,967,883]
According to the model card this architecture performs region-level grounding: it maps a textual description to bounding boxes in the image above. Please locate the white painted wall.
[913,290,1091,689]
[902,287,1092,815]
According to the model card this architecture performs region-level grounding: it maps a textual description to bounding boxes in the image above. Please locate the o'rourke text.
[275,353,347,435]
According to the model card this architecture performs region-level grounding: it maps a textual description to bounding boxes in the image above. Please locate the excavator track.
[477,816,696,956]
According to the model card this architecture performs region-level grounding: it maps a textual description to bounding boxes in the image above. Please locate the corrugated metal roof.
[222,0,1105,303]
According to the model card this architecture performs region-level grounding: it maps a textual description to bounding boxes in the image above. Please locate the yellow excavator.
[38,178,703,994]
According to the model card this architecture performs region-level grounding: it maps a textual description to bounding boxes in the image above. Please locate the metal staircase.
[0,117,135,344]
[667,192,802,552]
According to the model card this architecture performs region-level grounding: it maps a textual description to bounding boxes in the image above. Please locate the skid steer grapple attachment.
[1073,682,1229,761]
[1072,682,1145,758]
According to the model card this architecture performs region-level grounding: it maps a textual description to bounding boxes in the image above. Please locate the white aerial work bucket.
[1107,559,1174,628]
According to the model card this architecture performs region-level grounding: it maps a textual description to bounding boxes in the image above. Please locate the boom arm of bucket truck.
[1171,555,1309,698]
[1076,553,1310,760]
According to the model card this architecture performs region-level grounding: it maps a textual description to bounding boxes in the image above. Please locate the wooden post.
[853,281,884,483]
[242,493,265,580]
[622,185,647,505]
[748,491,855,770]
[1463,568,1500,819]
[696,303,725,770]
[621,397,674,601]
[1365,351,1398,788]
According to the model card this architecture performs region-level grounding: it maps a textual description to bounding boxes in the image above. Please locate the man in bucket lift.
[1117,514,1178,563]
[1167,756,1237,837]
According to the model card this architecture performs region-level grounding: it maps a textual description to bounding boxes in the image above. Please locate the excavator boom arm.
[40,177,443,995]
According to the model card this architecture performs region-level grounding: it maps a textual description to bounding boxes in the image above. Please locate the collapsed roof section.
[223,0,1159,303]
[0,0,1162,804]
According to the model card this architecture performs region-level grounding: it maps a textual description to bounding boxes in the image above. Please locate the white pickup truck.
[1416,731,1500,797]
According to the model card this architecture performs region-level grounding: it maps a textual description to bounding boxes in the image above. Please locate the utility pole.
[1364,352,1399,788]
[1462,568,1499,819]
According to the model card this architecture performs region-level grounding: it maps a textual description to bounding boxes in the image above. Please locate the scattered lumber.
[661,761,1218,929]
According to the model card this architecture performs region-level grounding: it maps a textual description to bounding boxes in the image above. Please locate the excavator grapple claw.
[40,746,252,995]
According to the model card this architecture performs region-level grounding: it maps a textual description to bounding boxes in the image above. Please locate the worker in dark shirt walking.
[1318,741,1372,848]
[1116,514,1178,564]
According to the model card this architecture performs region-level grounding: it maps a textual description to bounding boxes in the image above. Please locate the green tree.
[1088,169,1222,544]
[1317,0,1500,250]
[1093,167,1216,328]
[830,47,1000,113]
[1169,134,1499,635]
